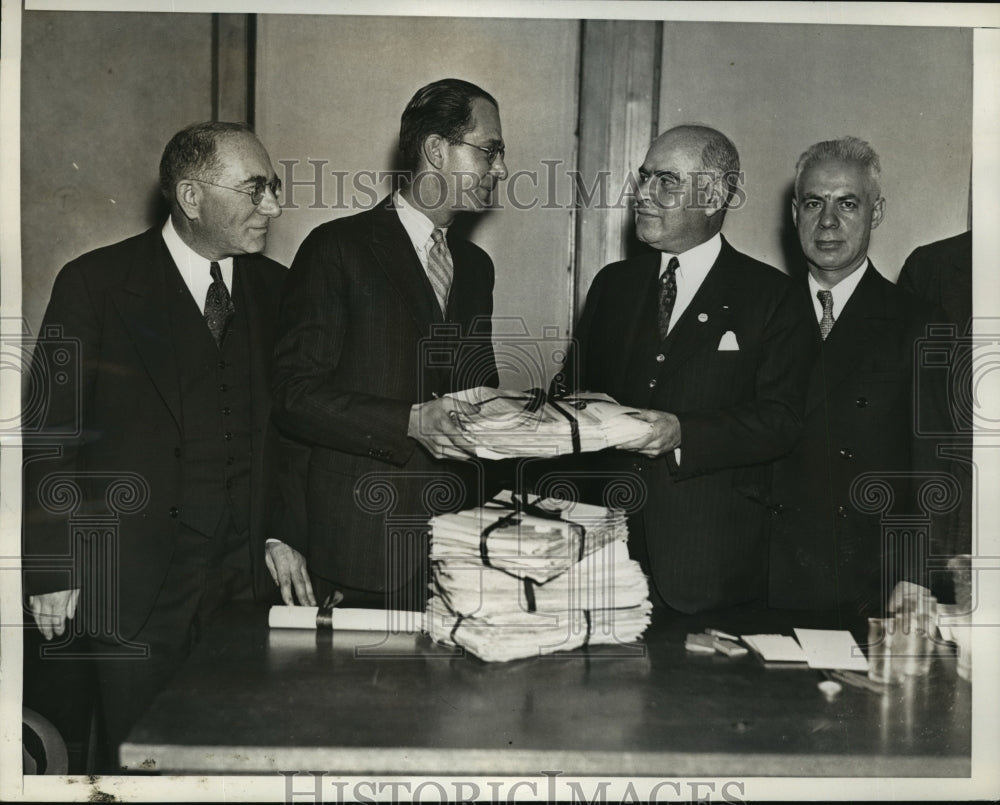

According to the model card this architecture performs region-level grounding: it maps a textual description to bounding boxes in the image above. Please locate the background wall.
[254,15,581,388]
[656,22,972,280]
[20,11,214,335]
[19,14,973,381]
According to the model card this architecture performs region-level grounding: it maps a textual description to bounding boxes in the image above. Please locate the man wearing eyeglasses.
[23,121,304,769]
[272,78,508,611]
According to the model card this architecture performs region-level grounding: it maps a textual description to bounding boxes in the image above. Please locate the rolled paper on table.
[268,605,424,633]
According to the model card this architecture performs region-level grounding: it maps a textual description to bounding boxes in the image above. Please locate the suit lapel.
[367,199,441,330]
[234,256,274,436]
[806,264,893,415]
[611,254,660,393]
[112,229,183,428]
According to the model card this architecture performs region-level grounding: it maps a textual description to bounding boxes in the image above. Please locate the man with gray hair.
[555,124,816,613]
[768,136,953,617]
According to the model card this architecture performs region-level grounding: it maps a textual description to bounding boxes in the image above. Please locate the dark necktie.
[658,256,679,341]
[204,261,235,346]
[817,289,835,340]
[426,228,454,317]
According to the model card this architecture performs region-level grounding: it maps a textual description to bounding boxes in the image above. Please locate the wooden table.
[120,603,970,777]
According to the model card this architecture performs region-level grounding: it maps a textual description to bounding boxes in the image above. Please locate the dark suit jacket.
[768,265,953,616]
[22,226,288,639]
[898,231,972,334]
[563,237,816,612]
[271,197,498,595]
[896,231,973,562]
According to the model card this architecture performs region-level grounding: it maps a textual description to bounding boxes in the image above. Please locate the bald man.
[555,125,815,613]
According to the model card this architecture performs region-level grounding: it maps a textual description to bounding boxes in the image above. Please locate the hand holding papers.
[407,395,481,460]
[444,387,655,459]
[426,490,652,662]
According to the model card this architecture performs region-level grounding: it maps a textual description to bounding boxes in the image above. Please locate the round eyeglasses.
[188,177,282,206]
[457,141,506,166]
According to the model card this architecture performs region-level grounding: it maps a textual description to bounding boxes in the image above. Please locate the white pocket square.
[717,330,740,351]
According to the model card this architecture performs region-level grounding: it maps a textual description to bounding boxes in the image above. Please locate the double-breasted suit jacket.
[271,197,498,597]
[562,237,816,612]
[768,265,953,615]
[23,227,288,640]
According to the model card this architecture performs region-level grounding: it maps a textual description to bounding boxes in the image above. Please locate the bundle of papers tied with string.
[447,387,653,459]
[425,490,652,662]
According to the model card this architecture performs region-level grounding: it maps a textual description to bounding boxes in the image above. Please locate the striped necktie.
[426,228,453,317]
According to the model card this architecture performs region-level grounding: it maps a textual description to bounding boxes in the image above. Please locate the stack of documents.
[447,387,653,459]
[426,490,652,662]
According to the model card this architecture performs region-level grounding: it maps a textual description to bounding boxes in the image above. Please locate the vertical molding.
[573,20,661,324]
[213,14,253,124]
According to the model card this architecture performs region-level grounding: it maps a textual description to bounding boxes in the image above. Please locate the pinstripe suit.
[272,197,498,602]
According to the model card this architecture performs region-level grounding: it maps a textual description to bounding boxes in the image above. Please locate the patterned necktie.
[658,256,679,341]
[426,228,454,317]
[204,261,235,346]
[817,289,836,340]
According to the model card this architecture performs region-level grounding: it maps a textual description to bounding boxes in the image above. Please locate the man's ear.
[702,176,726,218]
[421,134,447,171]
[870,196,886,230]
[175,180,200,221]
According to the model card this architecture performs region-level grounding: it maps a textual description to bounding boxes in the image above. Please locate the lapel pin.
[698,313,708,323]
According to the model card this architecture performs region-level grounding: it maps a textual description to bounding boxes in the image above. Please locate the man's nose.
[258,186,282,218]
[818,203,838,228]
[489,155,508,181]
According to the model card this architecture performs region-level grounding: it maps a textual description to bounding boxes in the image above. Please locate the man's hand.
[617,410,682,458]
[407,396,481,460]
[29,589,80,641]
[265,541,317,606]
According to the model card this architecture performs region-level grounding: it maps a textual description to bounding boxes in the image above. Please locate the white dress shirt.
[161,217,234,306]
[657,233,722,464]
[807,259,869,329]
[658,233,722,335]
[394,190,448,276]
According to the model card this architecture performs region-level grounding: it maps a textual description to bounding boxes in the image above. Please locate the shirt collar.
[808,258,869,322]
[659,233,722,282]
[394,190,446,256]
[161,216,233,275]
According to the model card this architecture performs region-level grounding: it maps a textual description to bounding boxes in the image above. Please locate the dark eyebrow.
[238,173,270,188]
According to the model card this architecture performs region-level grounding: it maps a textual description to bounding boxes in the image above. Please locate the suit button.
[648,379,657,388]
[224,432,233,441]
[772,503,785,515]
[839,448,853,459]
[218,360,227,370]
[632,462,643,473]
[220,383,229,392]
[836,505,848,518]
[169,506,180,518]
[856,397,868,408]
[221,406,231,415]
[174,447,182,458]
[227,456,235,465]
[655,353,665,363]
